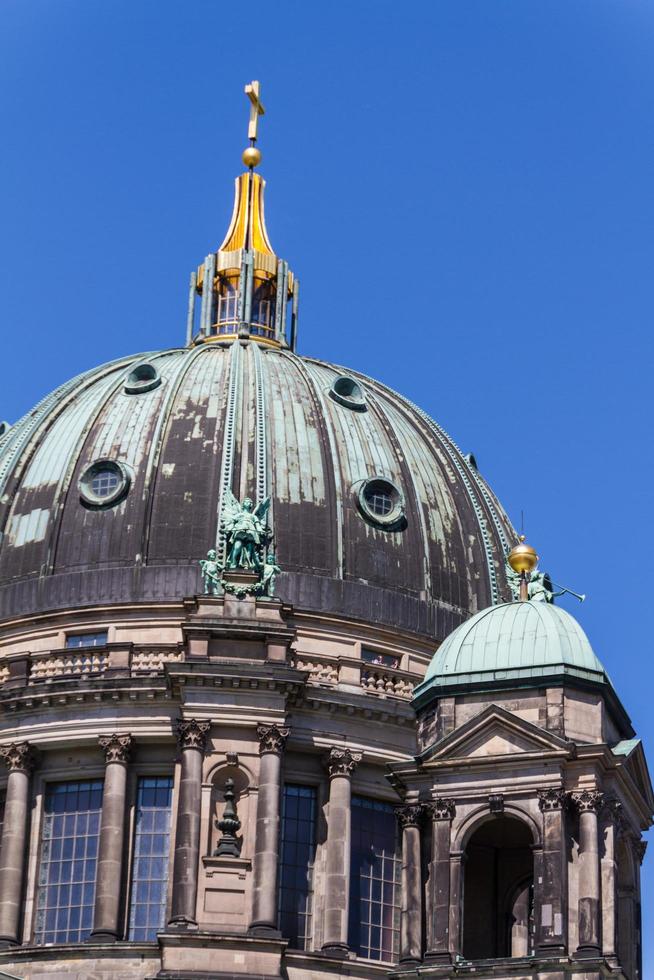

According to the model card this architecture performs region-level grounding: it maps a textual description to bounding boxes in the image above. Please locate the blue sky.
[1,0,654,962]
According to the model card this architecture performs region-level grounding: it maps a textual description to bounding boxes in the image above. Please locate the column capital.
[0,741,37,774]
[396,804,423,829]
[571,789,604,813]
[256,723,289,756]
[98,733,133,766]
[426,798,456,821]
[538,787,568,811]
[633,838,647,865]
[176,718,211,752]
[324,746,362,779]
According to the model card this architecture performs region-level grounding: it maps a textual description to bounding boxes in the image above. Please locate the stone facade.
[0,584,646,980]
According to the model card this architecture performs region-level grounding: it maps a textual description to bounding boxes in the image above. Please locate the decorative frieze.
[571,789,604,813]
[0,741,36,774]
[396,804,423,829]
[426,798,456,821]
[176,718,211,752]
[98,733,133,765]
[324,746,362,779]
[256,724,290,756]
[538,787,568,811]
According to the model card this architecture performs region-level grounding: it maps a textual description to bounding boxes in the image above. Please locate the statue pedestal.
[223,569,259,590]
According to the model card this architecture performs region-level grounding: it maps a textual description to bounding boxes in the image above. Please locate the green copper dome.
[414,601,610,704]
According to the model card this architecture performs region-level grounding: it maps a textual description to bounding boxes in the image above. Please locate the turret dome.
[414,600,610,705]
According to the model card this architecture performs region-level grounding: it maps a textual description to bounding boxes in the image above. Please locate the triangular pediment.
[420,703,573,764]
[616,740,654,812]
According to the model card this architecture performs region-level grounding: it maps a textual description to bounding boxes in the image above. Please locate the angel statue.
[260,550,281,598]
[200,548,222,595]
[221,491,272,571]
[505,557,555,603]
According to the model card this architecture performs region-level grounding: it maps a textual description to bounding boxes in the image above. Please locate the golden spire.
[188,81,298,350]
[242,80,265,169]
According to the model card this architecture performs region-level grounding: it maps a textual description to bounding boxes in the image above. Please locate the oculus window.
[78,459,130,508]
[354,477,406,531]
[328,374,367,411]
[124,362,161,394]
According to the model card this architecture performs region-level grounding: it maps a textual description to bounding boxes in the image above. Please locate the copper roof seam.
[36,355,159,578]
[138,346,209,567]
[289,355,345,579]
[0,352,149,506]
[338,363,503,606]
[215,342,242,560]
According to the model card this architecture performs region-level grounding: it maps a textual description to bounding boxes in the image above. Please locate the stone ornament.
[214,778,242,858]
[324,746,362,779]
[98,733,133,765]
[425,798,456,821]
[489,794,504,813]
[538,787,568,811]
[395,804,423,829]
[176,718,211,752]
[571,789,604,813]
[256,724,290,756]
[634,839,648,865]
[0,741,36,774]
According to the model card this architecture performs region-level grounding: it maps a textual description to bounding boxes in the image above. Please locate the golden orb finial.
[242,146,262,169]
[507,535,539,575]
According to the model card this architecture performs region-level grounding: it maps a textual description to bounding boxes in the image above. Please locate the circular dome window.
[0,421,11,439]
[328,375,367,411]
[79,460,131,508]
[355,477,406,531]
[124,362,161,394]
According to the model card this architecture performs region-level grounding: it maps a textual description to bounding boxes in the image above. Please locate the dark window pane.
[348,797,400,962]
[35,780,104,945]
[277,785,317,950]
[127,777,173,941]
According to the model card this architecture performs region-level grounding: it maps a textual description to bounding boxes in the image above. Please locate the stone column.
[535,788,568,955]
[169,718,211,927]
[448,850,465,957]
[321,746,362,956]
[572,790,603,958]
[90,734,133,941]
[396,804,423,964]
[600,799,622,961]
[0,742,36,946]
[425,798,455,964]
[249,723,289,936]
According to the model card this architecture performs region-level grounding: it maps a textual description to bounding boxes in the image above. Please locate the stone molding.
[425,798,456,821]
[256,723,290,756]
[571,789,604,813]
[538,787,568,811]
[324,746,362,779]
[176,718,211,752]
[98,733,134,765]
[395,804,423,829]
[0,741,36,774]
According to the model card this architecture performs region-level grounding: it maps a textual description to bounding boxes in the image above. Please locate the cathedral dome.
[415,600,610,702]
[0,342,514,640]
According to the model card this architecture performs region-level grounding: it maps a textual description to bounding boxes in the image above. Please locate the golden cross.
[245,80,265,143]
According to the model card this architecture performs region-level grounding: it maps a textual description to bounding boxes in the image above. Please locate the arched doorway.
[462,815,534,959]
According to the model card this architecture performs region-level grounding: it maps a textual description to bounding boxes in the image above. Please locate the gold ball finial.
[242,146,262,169]
[507,535,539,575]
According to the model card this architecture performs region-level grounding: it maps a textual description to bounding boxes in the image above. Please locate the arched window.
[462,815,534,959]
